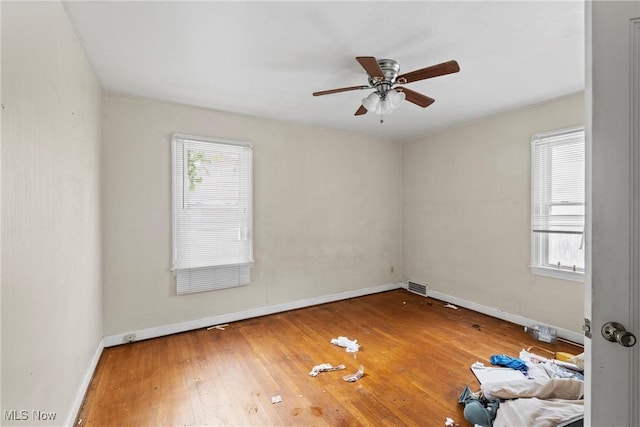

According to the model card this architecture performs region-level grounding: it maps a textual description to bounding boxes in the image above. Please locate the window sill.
[529,266,585,283]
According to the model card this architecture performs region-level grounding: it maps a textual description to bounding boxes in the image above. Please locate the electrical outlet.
[123,333,136,343]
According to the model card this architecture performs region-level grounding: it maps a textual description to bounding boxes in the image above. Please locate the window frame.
[529,126,585,283]
[171,133,254,294]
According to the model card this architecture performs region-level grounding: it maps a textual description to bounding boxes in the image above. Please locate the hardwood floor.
[76,290,582,426]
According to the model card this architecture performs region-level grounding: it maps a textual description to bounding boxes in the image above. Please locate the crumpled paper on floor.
[444,417,458,426]
[308,363,346,377]
[343,365,364,382]
[330,336,360,353]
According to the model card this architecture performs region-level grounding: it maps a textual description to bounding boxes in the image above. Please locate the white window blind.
[530,126,585,281]
[172,134,253,294]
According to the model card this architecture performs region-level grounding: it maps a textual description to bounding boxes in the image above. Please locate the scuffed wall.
[404,92,585,332]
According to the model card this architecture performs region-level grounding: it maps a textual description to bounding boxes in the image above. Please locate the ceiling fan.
[313,57,460,122]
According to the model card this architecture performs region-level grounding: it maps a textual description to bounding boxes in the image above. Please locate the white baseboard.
[413,287,585,345]
[103,282,404,347]
[65,338,104,427]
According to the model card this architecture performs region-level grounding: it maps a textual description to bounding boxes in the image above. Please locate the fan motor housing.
[369,58,400,86]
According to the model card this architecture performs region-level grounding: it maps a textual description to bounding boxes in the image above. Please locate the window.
[172,134,253,294]
[530,126,585,282]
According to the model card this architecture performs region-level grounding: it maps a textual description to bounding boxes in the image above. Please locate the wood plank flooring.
[76,290,582,426]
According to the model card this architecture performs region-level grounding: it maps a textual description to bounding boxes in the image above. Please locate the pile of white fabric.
[481,349,584,427]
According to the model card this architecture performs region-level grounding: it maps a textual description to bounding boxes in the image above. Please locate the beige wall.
[403,92,585,332]
[101,92,403,335]
[1,1,103,425]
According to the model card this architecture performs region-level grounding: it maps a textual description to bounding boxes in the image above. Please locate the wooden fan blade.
[356,56,384,79]
[313,85,369,96]
[398,87,435,108]
[397,60,460,84]
[355,105,368,116]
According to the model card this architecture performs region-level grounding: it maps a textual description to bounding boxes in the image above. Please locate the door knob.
[601,322,637,347]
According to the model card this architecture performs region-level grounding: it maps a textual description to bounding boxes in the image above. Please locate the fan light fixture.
[362,89,405,118]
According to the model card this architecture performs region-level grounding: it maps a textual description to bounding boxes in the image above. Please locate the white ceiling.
[62,1,585,141]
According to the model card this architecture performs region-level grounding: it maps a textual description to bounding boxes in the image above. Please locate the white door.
[587,1,640,426]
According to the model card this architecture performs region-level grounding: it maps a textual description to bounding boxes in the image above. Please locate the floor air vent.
[407,281,428,297]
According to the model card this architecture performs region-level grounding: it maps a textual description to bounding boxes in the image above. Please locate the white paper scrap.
[330,336,360,353]
[309,363,346,377]
[343,365,364,382]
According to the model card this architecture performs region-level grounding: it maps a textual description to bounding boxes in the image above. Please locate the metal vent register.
[407,281,428,296]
